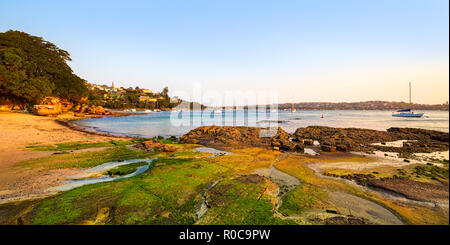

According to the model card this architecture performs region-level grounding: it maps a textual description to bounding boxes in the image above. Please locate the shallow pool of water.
[304,148,319,156]
[49,158,155,192]
[329,192,403,225]
[194,147,232,158]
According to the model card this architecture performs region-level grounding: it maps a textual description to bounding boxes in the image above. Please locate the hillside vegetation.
[0,30,87,105]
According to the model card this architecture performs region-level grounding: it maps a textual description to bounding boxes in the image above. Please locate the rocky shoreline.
[294,126,449,153]
[180,125,449,154]
[0,113,448,224]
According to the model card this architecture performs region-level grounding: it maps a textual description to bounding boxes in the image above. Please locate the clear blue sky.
[1,0,448,104]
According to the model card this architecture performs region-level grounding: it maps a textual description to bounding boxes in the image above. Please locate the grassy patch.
[27,155,230,225]
[14,147,290,225]
[198,176,295,225]
[413,165,449,181]
[17,146,160,170]
[25,139,148,152]
[25,144,56,151]
[279,184,329,216]
[106,161,149,176]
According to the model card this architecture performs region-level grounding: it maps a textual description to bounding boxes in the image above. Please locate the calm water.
[73,110,449,138]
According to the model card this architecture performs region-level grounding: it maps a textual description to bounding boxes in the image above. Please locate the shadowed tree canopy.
[0,30,87,104]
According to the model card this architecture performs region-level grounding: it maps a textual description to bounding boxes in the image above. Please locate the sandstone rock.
[321,144,336,152]
[180,126,270,147]
[33,97,62,116]
[366,177,449,203]
[336,144,348,152]
[295,126,449,153]
[88,105,105,115]
[78,104,89,113]
[271,127,304,152]
[164,145,177,152]
[180,126,306,152]
[60,100,73,112]
[136,140,176,152]
[0,105,13,112]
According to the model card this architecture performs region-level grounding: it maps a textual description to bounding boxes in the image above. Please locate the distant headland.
[275,101,449,111]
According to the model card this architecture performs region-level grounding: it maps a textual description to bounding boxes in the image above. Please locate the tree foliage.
[0,30,87,104]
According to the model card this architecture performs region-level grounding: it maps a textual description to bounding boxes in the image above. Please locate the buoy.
[321,114,324,118]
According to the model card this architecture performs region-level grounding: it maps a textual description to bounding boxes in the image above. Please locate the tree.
[162,86,169,99]
[0,30,88,104]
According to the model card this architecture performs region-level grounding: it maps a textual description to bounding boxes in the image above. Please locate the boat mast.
[291,92,295,111]
[409,81,411,105]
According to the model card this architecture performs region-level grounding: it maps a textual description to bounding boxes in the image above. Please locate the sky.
[0,0,448,104]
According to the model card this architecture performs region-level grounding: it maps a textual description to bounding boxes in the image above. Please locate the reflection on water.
[73,110,449,138]
[194,147,232,158]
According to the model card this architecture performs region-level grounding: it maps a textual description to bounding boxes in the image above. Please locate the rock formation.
[32,97,62,116]
[0,105,13,112]
[72,104,110,116]
[294,126,449,153]
[135,139,176,152]
[181,125,448,154]
[271,127,304,152]
[180,126,304,152]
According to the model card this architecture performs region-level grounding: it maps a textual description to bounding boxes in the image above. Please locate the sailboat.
[290,93,296,113]
[392,82,424,118]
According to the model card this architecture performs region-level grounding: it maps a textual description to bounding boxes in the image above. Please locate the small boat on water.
[392,82,424,118]
[214,109,222,114]
[392,109,423,118]
[290,101,296,113]
[144,109,152,112]
[131,108,136,112]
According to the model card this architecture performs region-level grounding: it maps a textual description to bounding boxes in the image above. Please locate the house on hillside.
[139,96,157,102]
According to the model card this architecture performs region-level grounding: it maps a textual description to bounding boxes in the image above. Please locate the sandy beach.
[0,112,127,202]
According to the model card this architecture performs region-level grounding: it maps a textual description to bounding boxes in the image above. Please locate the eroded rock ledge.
[179,126,305,152]
[324,173,449,203]
[294,126,449,153]
[180,125,449,153]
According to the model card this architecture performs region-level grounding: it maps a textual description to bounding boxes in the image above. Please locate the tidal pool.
[304,148,319,156]
[194,147,232,158]
[48,158,155,192]
[329,192,403,225]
